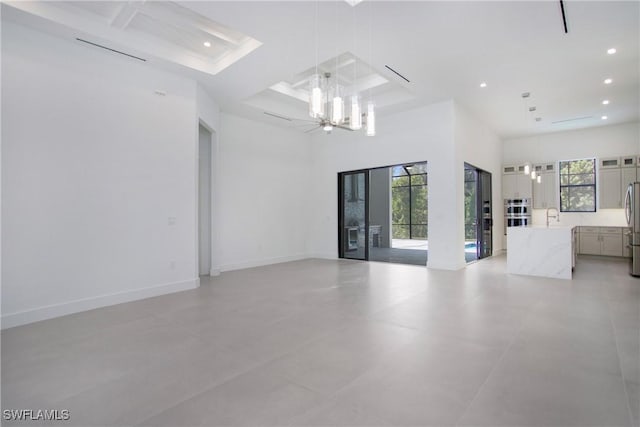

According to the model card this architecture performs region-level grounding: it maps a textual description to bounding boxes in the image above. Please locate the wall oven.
[504,199,531,234]
[505,199,531,215]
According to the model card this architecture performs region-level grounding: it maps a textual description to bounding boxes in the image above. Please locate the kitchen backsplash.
[531,209,628,227]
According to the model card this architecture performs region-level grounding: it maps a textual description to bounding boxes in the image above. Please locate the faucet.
[546,207,560,227]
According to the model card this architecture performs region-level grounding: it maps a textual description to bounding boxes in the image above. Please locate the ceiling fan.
[263,111,354,134]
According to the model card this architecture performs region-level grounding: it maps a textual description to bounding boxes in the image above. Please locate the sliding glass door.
[465,163,493,262]
[338,171,369,260]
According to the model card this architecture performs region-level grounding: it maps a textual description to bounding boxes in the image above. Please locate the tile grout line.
[452,299,539,427]
[605,293,636,427]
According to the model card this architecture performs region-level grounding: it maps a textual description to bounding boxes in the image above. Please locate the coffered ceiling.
[3,1,639,139]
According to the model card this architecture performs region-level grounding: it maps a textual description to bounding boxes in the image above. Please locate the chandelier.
[308,72,375,135]
[307,0,376,136]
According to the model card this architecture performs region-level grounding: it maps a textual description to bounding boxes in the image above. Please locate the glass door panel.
[339,171,368,260]
[464,165,479,262]
[479,170,493,259]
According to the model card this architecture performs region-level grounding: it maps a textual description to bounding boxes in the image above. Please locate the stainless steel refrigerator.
[625,182,640,276]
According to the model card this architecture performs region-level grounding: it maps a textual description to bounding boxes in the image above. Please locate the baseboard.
[1,278,200,329]
[307,253,339,260]
[219,254,310,272]
[427,259,466,271]
[209,268,221,276]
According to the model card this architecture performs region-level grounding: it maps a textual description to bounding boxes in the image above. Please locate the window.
[559,159,596,212]
[392,163,428,239]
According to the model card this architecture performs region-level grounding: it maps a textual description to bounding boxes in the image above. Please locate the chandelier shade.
[309,73,325,119]
[366,101,375,136]
[350,94,362,130]
[331,85,345,125]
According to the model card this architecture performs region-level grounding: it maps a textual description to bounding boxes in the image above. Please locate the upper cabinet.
[599,155,637,209]
[600,157,621,169]
[532,163,557,209]
[600,168,623,208]
[621,155,636,168]
[502,164,532,199]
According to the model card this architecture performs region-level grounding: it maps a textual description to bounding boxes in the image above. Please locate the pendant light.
[349,5,362,131]
[349,95,362,130]
[365,0,375,137]
[309,1,324,119]
[309,74,325,118]
[366,101,376,136]
[330,2,344,125]
[332,86,345,124]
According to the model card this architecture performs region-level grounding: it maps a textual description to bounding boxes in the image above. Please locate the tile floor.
[2,255,639,426]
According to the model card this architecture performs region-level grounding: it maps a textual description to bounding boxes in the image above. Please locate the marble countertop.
[507,226,574,280]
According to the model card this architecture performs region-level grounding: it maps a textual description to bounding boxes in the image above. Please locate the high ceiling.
[4,1,639,139]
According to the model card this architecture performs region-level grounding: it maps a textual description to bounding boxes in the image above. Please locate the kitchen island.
[507,226,577,280]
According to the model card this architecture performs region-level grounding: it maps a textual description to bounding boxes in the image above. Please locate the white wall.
[454,103,504,255]
[503,122,639,228]
[1,22,203,327]
[308,101,462,269]
[503,122,640,164]
[216,113,312,271]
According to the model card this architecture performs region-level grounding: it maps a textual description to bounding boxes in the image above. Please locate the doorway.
[338,161,428,266]
[198,123,212,276]
[464,163,493,263]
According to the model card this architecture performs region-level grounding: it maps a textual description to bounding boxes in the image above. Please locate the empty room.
[1,1,639,426]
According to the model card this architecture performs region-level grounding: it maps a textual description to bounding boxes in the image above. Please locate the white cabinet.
[621,155,636,168]
[532,163,557,209]
[599,156,637,209]
[601,234,623,257]
[502,164,532,199]
[577,227,624,257]
[599,168,623,209]
[502,174,516,199]
[516,174,533,199]
[600,157,621,169]
[578,227,601,255]
[622,162,636,189]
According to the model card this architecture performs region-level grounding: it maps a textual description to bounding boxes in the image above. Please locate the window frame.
[558,158,597,213]
[391,164,428,240]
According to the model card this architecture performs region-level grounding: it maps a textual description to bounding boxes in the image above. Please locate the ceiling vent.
[384,65,410,83]
[551,116,593,124]
[76,38,146,62]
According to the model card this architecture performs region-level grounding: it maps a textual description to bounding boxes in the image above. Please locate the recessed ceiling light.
[602,99,610,105]
[607,48,617,55]
[203,41,211,48]
[601,115,608,120]
[480,82,487,88]
[604,78,613,84]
